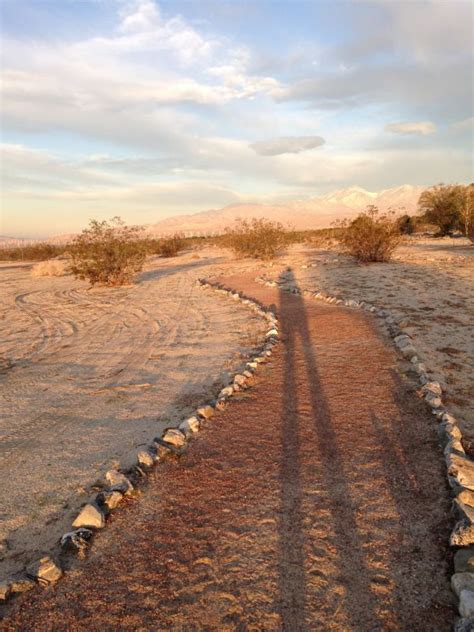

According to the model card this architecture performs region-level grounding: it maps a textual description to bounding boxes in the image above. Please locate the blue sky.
[1,0,472,237]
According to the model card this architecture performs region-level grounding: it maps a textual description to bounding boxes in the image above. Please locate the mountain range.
[1,184,424,245]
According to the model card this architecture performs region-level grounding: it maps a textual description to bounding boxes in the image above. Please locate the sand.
[0,236,472,583]
[0,251,265,578]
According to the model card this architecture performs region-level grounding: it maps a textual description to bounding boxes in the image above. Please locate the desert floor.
[0,236,472,625]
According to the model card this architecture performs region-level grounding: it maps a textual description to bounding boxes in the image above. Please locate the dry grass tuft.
[31,259,70,277]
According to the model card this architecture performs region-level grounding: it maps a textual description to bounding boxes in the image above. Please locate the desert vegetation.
[336,206,402,263]
[0,242,67,261]
[418,183,474,240]
[31,259,70,277]
[70,217,147,286]
[148,233,186,257]
[224,217,291,260]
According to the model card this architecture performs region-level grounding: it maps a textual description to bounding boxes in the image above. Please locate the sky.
[0,0,473,238]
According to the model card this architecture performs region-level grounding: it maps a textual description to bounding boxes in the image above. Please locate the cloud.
[250,136,325,156]
[385,121,437,136]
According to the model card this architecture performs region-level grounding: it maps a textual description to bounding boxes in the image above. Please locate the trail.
[1,272,453,630]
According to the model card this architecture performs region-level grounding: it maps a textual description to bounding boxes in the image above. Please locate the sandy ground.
[0,274,453,630]
[264,237,473,445]
[0,251,265,578]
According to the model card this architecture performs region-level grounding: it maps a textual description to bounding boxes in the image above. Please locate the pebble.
[72,503,105,529]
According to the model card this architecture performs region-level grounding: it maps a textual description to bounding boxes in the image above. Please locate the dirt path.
[1,272,454,630]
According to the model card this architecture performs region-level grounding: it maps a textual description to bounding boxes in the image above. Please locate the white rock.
[73,503,105,529]
[459,590,474,617]
[26,556,62,583]
[106,470,134,495]
[452,573,474,597]
[179,416,200,435]
[162,428,186,448]
[219,386,234,398]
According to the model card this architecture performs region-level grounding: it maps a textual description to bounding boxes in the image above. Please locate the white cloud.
[385,121,437,136]
[250,136,325,156]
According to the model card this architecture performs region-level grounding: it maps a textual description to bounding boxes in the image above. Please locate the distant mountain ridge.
[1,184,424,245]
[144,184,424,236]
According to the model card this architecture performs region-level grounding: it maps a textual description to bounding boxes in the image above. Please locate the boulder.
[26,556,62,584]
[72,503,105,529]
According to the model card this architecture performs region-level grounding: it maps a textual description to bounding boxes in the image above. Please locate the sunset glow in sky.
[1,0,473,237]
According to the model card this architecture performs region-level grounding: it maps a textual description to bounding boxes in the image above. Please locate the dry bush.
[153,233,186,257]
[0,242,66,262]
[224,218,290,260]
[70,217,146,286]
[31,259,70,277]
[336,206,402,263]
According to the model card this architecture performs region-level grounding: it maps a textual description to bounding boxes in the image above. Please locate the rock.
[137,449,154,468]
[26,556,62,584]
[197,405,214,420]
[460,590,474,618]
[455,616,474,632]
[162,428,186,448]
[449,455,474,491]
[425,394,442,408]
[179,416,200,435]
[243,370,253,379]
[60,528,93,550]
[72,503,105,529]
[9,576,35,594]
[266,328,279,338]
[459,490,474,508]
[100,490,123,510]
[423,381,442,396]
[453,573,474,597]
[0,581,11,601]
[451,521,474,546]
[400,344,417,359]
[246,361,258,370]
[219,386,234,398]
[106,470,133,495]
[214,399,227,412]
[455,549,474,573]
[233,374,247,387]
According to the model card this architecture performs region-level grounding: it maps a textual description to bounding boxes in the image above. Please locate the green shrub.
[336,206,402,263]
[152,233,186,257]
[224,218,290,260]
[70,217,146,286]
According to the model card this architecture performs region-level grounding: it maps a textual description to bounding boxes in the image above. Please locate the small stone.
[449,455,474,491]
[197,405,214,420]
[455,616,474,632]
[453,573,474,597]
[106,470,134,495]
[72,503,105,529]
[426,395,442,408]
[101,491,123,510]
[460,590,474,617]
[61,528,93,550]
[0,581,11,601]
[423,381,442,396]
[8,576,35,594]
[162,428,186,448]
[455,549,474,573]
[266,328,279,338]
[26,556,62,584]
[451,521,474,546]
[243,370,253,379]
[246,361,258,370]
[137,449,154,468]
[459,490,474,508]
[219,386,234,398]
[233,374,247,387]
[179,416,200,435]
[214,399,226,412]
[400,344,417,359]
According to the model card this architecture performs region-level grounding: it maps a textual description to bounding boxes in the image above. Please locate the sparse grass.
[31,259,70,277]
[70,217,147,287]
[223,218,291,260]
[335,206,402,263]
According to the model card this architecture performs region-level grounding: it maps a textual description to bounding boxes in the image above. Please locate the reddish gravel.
[0,273,454,631]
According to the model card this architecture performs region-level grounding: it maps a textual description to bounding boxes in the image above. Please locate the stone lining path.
[0,272,454,630]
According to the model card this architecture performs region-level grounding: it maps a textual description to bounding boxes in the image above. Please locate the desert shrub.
[418,184,465,236]
[397,214,416,235]
[153,233,186,257]
[460,184,474,243]
[224,218,290,260]
[70,217,146,286]
[336,206,402,263]
[0,242,66,261]
[31,259,70,277]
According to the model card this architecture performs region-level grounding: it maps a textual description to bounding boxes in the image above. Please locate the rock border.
[0,278,280,605]
[255,271,472,629]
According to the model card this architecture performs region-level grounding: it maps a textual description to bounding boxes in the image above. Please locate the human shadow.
[276,268,385,631]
